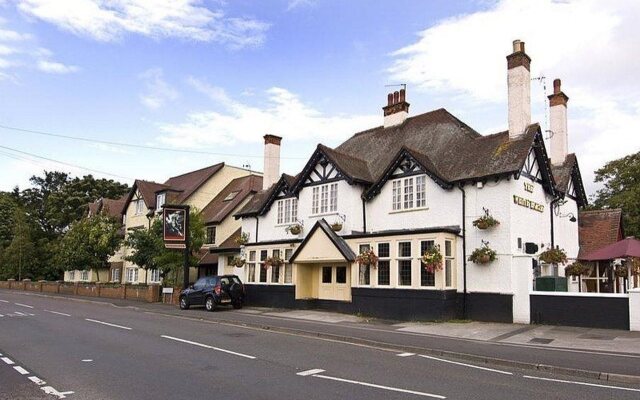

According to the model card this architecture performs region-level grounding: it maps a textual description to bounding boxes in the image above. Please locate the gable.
[521,148,542,181]
[303,157,343,187]
[289,219,356,263]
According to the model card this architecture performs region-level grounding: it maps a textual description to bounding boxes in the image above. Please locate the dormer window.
[224,191,240,202]
[156,192,166,211]
[205,226,216,245]
[392,175,426,211]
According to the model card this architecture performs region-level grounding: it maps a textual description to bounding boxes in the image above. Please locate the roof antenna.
[531,75,552,139]
[242,162,251,170]
[385,83,407,91]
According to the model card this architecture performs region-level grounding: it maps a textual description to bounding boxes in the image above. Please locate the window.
[276,198,298,224]
[445,240,453,287]
[378,243,390,286]
[392,176,427,211]
[284,249,293,284]
[223,191,240,201]
[80,270,88,281]
[111,268,120,282]
[205,226,216,244]
[403,177,414,209]
[69,271,75,281]
[126,267,138,283]
[247,251,256,283]
[156,193,166,210]
[312,183,338,215]
[398,242,412,286]
[359,244,371,285]
[336,267,347,284]
[420,240,435,287]
[150,269,161,283]
[259,250,268,282]
[271,250,281,283]
[135,199,144,215]
[322,266,332,283]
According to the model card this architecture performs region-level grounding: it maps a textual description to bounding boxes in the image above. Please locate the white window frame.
[80,270,89,281]
[126,267,139,283]
[392,175,427,212]
[111,268,120,282]
[397,241,412,287]
[135,199,144,215]
[276,198,298,225]
[156,193,166,211]
[444,239,454,288]
[69,270,75,281]
[311,183,338,216]
[149,269,161,283]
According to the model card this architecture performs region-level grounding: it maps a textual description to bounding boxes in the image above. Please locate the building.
[223,40,587,323]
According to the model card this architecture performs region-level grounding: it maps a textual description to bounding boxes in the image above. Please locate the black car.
[179,275,245,311]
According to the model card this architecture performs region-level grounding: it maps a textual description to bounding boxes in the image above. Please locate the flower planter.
[468,242,497,264]
[472,209,500,230]
[331,223,343,232]
[475,221,490,230]
[356,249,378,268]
[538,248,567,264]
[288,225,302,235]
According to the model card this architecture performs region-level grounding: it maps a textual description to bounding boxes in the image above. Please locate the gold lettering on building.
[524,182,534,193]
[513,195,544,212]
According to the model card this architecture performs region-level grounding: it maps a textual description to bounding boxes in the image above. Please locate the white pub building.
[214,40,587,323]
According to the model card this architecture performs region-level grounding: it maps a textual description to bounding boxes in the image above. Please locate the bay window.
[398,241,412,286]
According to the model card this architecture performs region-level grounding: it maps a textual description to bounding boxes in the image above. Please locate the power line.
[0,123,307,159]
[0,144,134,180]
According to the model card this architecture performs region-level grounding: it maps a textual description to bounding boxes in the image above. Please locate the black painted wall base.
[530,294,629,330]
[463,292,513,323]
[243,284,296,308]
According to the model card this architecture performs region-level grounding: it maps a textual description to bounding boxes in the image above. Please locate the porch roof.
[289,219,356,263]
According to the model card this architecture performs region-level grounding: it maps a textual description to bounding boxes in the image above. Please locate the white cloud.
[286,0,315,12]
[37,59,79,74]
[157,84,379,147]
[139,67,178,110]
[16,0,270,48]
[389,0,640,194]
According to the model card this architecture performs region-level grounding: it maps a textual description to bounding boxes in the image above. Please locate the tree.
[56,214,123,282]
[0,193,18,249]
[590,151,640,238]
[0,208,38,280]
[125,210,205,286]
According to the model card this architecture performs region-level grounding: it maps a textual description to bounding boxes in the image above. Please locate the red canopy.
[582,237,640,261]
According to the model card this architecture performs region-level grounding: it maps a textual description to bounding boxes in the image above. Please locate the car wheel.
[179,296,190,310]
[205,296,216,312]
[232,300,243,310]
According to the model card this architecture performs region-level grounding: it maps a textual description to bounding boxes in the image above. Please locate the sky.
[0,0,638,197]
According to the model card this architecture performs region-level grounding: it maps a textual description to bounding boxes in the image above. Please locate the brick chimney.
[263,134,281,190]
[548,78,569,165]
[383,88,410,128]
[506,40,531,139]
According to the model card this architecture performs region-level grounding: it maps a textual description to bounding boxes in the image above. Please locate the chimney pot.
[387,93,393,106]
[513,39,525,53]
[553,78,561,94]
[382,88,410,127]
[393,91,400,104]
[399,88,406,102]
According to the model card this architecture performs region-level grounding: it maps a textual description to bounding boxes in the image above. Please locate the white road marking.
[85,318,132,330]
[161,335,256,359]
[0,314,3,317]
[42,386,72,399]
[13,311,27,316]
[0,299,9,303]
[13,366,29,375]
[397,352,415,357]
[313,373,446,399]
[45,310,71,317]
[523,375,640,393]
[297,369,325,376]
[1,357,14,365]
[60,392,75,396]
[15,303,34,309]
[81,359,93,362]
[28,376,46,385]
[418,354,513,375]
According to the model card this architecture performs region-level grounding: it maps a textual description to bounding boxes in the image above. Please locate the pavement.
[1,289,640,399]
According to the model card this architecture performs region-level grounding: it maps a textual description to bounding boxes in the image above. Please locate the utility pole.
[183,207,190,290]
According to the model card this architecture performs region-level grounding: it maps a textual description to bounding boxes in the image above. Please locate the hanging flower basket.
[472,209,500,230]
[331,222,343,232]
[615,267,628,279]
[229,256,246,268]
[287,224,302,235]
[564,262,589,277]
[235,232,249,246]
[538,247,567,264]
[468,242,497,264]
[264,256,284,269]
[356,249,378,268]
[421,245,443,273]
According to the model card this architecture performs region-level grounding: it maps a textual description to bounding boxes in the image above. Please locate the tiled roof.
[200,175,262,224]
[135,180,170,209]
[235,173,297,217]
[162,163,224,204]
[290,219,356,263]
[209,228,242,254]
[87,197,126,220]
[578,209,624,259]
[551,153,576,192]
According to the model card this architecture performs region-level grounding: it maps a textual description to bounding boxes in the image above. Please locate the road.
[1,291,639,400]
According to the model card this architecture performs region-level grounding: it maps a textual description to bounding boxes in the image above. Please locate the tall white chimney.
[506,40,531,139]
[262,134,281,190]
[548,78,569,165]
[383,88,410,128]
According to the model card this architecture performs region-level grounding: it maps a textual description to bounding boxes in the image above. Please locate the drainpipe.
[361,198,367,233]
[457,184,467,319]
[255,216,259,243]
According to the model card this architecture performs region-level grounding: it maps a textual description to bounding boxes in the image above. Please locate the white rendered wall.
[366,174,462,233]
[508,65,531,139]
[550,104,568,165]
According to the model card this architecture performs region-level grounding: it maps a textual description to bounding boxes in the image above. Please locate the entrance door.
[319,265,350,301]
